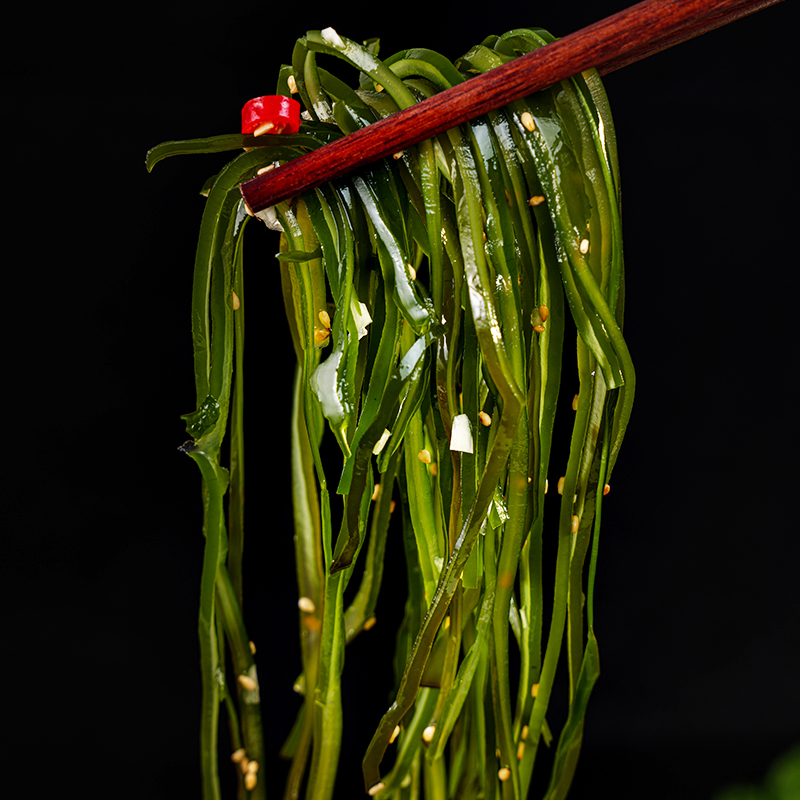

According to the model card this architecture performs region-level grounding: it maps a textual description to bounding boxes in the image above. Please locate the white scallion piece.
[449,414,473,453]
[373,429,391,455]
[254,206,283,231]
[321,27,344,48]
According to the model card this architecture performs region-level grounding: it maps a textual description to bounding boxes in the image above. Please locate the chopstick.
[240,0,782,214]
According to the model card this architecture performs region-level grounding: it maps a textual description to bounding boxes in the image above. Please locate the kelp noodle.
[147,24,634,800]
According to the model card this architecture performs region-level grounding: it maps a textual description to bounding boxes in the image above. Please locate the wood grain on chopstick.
[240,0,782,213]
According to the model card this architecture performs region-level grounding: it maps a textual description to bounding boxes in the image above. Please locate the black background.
[4,1,798,797]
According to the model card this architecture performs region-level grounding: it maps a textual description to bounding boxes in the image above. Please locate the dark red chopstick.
[240,0,782,214]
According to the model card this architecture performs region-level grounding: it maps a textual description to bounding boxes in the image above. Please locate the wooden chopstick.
[240,0,782,214]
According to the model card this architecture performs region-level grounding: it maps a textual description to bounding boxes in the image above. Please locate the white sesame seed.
[244,772,257,791]
[318,309,331,328]
[408,264,416,281]
[247,760,259,773]
[538,305,549,322]
[572,394,579,411]
[249,641,256,654]
[499,767,511,781]
[422,724,436,743]
[253,121,275,137]
[390,725,401,743]
[557,477,565,495]
[478,411,492,427]
[531,682,539,697]
[231,748,246,763]
[368,782,386,796]
[287,74,298,94]
[528,195,545,206]
[364,616,377,630]
[298,597,316,614]
[571,515,580,534]
[521,725,529,740]
[371,484,381,501]
[393,151,404,160]
[521,111,536,132]
[231,290,240,311]
[238,674,257,692]
[517,740,525,760]
[580,238,590,254]
[256,164,276,175]
[418,449,431,464]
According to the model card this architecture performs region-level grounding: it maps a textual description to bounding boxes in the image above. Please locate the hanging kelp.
[147,24,634,800]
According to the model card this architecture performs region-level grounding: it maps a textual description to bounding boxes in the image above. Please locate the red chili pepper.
[241,95,301,136]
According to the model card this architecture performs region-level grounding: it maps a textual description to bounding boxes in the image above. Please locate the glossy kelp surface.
[148,25,634,800]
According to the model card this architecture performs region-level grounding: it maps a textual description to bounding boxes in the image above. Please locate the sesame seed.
[517,741,525,760]
[243,201,255,217]
[422,724,436,743]
[544,479,548,494]
[318,309,331,328]
[368,782,386,796]
[389,500,396,513]
[529,195,545,206]
[247,760,259,774]
[314,328,330,344]
[531,683,539,697]
[287,74,298,94]
[533,324,545,333]
[244,772,257,791]
[430,463,438,476]
[298,597,316,614]
[408,264,416,281]
[231,748,246,763]
[580,238,590,254]
[538,305,549,322]
[401,774,412,788]
[238,674,257,692]
[256,164,275,175]
[571,515,580,534]
[240,757,250,773]
[418,449,431,464]
[304,616,321,632]
[390,725,401,743]
[393,151,404,160]
[557,477,565,495]
[253,121,275,137]
[603,484,611,496]
[371,484,381,501]
[499,767,511,781]
[521,725,529,740]
[231,290,240,311]
[521,111,536,132]
[375,84,383,92]
[364,616,377,630]
[249,641,256,654]
[478,411,492,427]
[572,394,579,411]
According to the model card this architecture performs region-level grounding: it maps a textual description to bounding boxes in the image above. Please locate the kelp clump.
[148,24,634,800]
